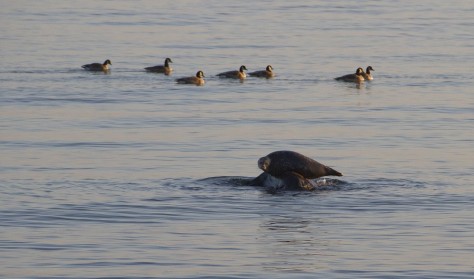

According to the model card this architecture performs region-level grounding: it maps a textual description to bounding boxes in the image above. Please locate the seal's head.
[258,156,270,172]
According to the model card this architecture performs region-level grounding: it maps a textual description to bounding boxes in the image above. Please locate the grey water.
[1,0,474,278]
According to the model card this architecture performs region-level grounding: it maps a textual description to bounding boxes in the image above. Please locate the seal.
[258,150,342,179]
[251,171,317,191]
[251,150,342,190]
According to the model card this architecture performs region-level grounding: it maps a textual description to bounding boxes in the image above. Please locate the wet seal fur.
[250,150,342,191]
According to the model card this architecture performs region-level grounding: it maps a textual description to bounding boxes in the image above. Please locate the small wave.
[194,175,347,193]
[181,176,426,194]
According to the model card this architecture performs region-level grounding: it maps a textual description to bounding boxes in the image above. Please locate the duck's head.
[356,67,364,75]
[266,65,273,72]
[239,65,248,72]
[366,66,374,73]
[165,58,173,64]
[196,70,205,78]
[103,59,112,65]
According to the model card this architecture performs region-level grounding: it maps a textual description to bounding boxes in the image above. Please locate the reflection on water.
[259,215,332,272]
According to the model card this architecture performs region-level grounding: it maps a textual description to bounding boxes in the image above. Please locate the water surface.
[1,1,473,278]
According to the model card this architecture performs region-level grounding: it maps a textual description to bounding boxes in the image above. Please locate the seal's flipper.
[249,172,268,186]
[281,172,316,191]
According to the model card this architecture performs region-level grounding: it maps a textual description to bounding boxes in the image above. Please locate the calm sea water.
[1,1,473,278]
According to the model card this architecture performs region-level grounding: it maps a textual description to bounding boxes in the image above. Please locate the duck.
[144,58,173,75]
[81,59,111,71]
[217,65,248,80]
[363,66,374,81]
[335,67,365,83]
[175,70,205,86]
[248,65,274,78]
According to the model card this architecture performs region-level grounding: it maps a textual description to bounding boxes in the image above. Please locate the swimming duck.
[81,59,111,71]
[144,58,173,75]
[335,67,365,83]
[248,65,274,78]
[217,65,248,80]
[363,66,374,81]
[175,70,205,86]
